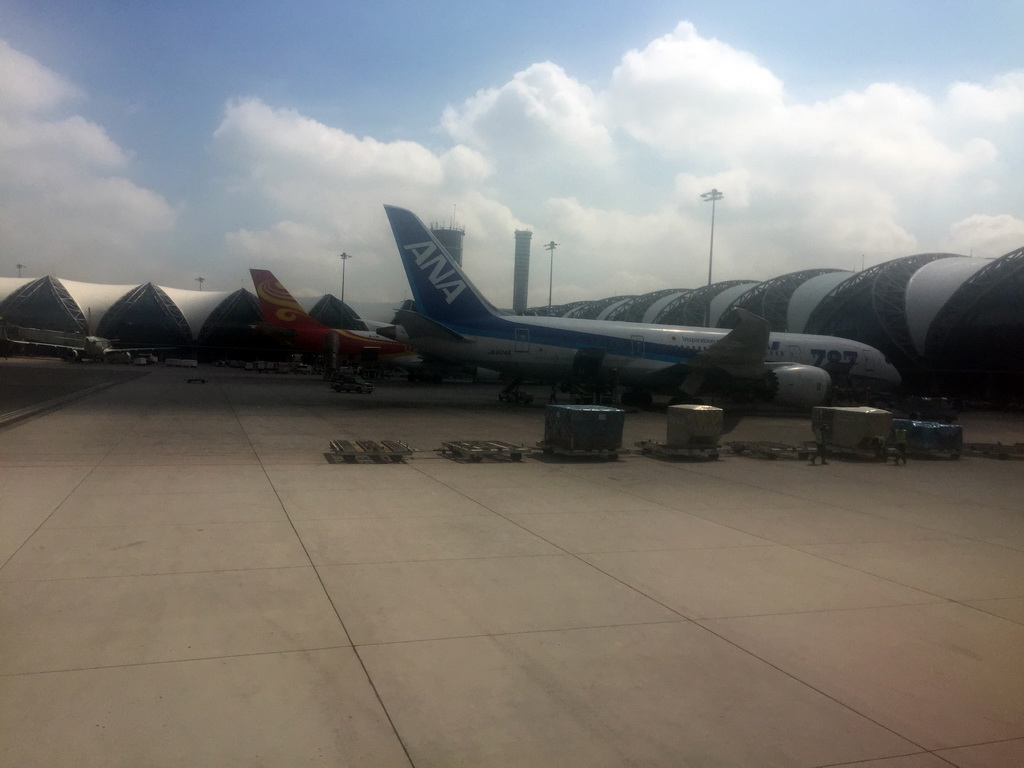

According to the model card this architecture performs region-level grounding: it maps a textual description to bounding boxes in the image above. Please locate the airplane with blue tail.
[382,204,901,408]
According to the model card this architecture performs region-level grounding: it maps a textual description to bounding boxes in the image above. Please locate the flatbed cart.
[963,442,1024,460]
[329,439,413,463]
[536,441,625,460]
[727,441,812,461]
[636,440,720,460]
[439,440,531,462]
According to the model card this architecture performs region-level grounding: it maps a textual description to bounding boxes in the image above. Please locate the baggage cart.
[636,440,719,460]
[329,439,413,463]
[726,441,811,461]
[440,440,531,462]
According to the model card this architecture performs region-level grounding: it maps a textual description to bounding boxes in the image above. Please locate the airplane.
[1,323,161,363]
[382,204,902,408]
[249,269,422,369]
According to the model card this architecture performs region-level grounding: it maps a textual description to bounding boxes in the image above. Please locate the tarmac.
[1,358,1023,767]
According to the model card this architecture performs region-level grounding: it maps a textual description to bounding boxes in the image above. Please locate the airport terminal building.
[2,245,1023,399]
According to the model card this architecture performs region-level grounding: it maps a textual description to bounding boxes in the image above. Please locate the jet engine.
[764,364,833,409]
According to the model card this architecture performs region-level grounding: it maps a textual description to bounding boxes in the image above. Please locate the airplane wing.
[643,309,770,395]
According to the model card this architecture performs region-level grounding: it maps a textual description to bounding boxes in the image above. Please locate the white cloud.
[0,40,82,115]
[945,214,1024,258]
[947,72,1024,122]
[607,21,784,156]
[5,25,1021,306]
[0,40,176,282]
[442,62,612,164]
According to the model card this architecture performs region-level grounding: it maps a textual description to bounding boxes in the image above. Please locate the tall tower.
[513,229,532,314]
[430,222,465,267]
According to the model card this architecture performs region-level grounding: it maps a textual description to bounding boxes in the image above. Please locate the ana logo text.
[403,241,467,304]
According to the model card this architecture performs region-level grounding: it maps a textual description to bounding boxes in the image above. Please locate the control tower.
[430,222,465,267]
[513,229,532,314]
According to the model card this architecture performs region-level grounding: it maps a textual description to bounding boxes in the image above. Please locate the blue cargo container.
[890,419,963,459]
[544,404,625,451]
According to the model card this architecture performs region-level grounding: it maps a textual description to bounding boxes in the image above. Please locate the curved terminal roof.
[641,290,691,324]
[805,254,960,371]
[0,277,33,303]
[599,289,685,323]
[925,245,1024,365]
[563,295,636,320]
[787,272,856,333]
[905,258,990,355]
[159,287,236,337]
[58,279,148,332]
[0,277,88,333]
[708,282,759,327]
[721,269,848,331]
[310,294,369,330]
[656,281,753,327]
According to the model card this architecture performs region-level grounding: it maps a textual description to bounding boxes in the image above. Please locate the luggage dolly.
[635,440,720,460]
[329,439,413,463]
[439,440,531,462]
[536,441,625,460]
[726,441,811,461]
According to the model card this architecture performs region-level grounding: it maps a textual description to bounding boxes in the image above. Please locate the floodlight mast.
[544,240,559,314]
[701,188,724,287]
[338,252,353,305]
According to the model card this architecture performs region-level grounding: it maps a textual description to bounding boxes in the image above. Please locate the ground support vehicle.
[331,373,374,394]
[497,383,534,404]
[439,440,531,462]
[328,439,412,463]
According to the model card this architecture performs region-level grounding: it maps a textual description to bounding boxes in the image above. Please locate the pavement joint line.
[0,372,147,429]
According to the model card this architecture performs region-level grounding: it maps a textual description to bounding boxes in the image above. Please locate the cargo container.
[811,406,892,460]
[636,405,723,460]
[666,405,723,448]
[890,419,963,459]
[541,404,625,457]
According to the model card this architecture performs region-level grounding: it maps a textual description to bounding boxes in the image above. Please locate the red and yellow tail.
[250,269,327,331]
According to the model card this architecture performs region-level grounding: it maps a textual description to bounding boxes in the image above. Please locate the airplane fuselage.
[400,312,900,391]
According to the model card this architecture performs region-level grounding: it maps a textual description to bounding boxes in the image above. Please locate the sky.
[1,0,1023,319]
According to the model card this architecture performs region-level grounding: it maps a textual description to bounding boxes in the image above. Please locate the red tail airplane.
[249,268,421,368]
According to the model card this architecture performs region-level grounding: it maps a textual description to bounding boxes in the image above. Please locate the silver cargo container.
[666,405,723,448]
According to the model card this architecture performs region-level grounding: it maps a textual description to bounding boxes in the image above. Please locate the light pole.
[700,188,723,287]
[195,276,205,291]
[339,252,353,305]
[16,264,24,277]
[544,241,559,314]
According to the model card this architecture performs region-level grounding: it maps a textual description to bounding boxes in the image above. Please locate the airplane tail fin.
[250,269,328,331]
[383,205,500,326]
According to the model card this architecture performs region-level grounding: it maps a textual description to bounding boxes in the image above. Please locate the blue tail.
[384,205,499,325]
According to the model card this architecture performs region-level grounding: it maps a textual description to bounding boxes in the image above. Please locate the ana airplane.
[249,269,422,369]
[382,204,902,408]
